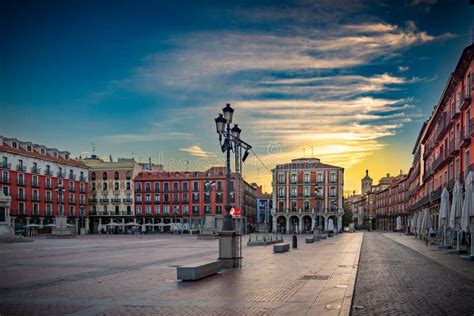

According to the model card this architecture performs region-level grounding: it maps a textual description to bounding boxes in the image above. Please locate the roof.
[83,160,136,170]
[0,138,88,169]
[273,158,343,171]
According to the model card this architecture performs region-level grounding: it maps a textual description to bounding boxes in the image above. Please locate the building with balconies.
[0,135,89,234]
[271,158,344,234]
[83,155,163,233]
[133,167,256,234]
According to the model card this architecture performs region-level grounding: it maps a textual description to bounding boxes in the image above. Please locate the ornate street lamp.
[214,104,252,231]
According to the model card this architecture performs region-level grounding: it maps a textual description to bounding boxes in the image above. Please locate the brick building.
[271,158,344,234]
[0,135,89,234]
[133,167,256,234]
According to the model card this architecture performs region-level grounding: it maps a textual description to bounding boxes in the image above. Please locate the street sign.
[230,207,241,217]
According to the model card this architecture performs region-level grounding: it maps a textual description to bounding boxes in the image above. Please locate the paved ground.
[0,233,362,315]
[352,232,474,315]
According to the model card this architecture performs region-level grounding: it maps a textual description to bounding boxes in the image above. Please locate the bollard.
[292,234,298,248]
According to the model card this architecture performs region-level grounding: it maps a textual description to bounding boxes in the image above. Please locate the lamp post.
[54,184,65,216]
[214,104,252,232]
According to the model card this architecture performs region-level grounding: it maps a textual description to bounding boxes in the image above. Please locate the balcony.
[89,198,98,204]
[79,200,86,206]
[460,90,471,111]
[57,171,65,178]
[79,175,86,182]
[57,198,64,204]
[99,198,110,204]
[1,162,11,169]
[31,195,40,202]
[45,182,52,189]
[145,200,152,204]
[123,198,133,204]
[31,181,39,188]
[17,194,27,201]
[68,173,76,181]
[44,169,53,176]
[45,196,53,203]
[16,165,26,172]
[17,178,26,186]
[112,198,121,205]
[1,177,9,184]
[69,186,75,192]
[69,199,75,204]
[80,187,86,193]
[31,167,41,174]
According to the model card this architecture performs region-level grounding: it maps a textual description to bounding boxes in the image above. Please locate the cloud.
[99,132,192,144]
[398,66,410,72]
[179,145,212,158]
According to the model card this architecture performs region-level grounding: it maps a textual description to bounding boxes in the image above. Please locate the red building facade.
[0,136,89,233]
[133,167,256,233]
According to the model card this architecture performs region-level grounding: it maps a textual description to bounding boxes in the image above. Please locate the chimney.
[386,173,390,178]
[366,169,369,176]
[149,157,152,170]
[109,155,113,162]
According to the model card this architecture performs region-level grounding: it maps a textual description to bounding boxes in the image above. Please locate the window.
[154,193,160,202]
[92,182,96,191]
[102,182,107,190]
[304,201,310,211]
[304,187,310,197]
[465,149,470,179]
[193,181,199,191]
[154,205,160,216]
[164,182,169,192]
[126,182,131,190]
[330,187,336,197]
[173,205,179,215]
[183,205,189,215]
[291,187,297,197]
[278,187,284,198]
[91,172,96,180]
[154,182,160,192]
[317,173,323,182]
[2,170,8,183]
[192,205,199,215]
[33,203,39,215]
[163,193,169,203]
[205,205,211,214]
[146,205,151,215]
[291,173,297,184]
[32,175,38,186]
[136,182,142,191]
[145,194,151,202]
[216,181,222,192]
[136,194,142,202]
[291,201,297,211]
[2,186,8,196]
[136,205,142,215]
[46,204,52,216]
[173,182,179,191]
[103,172,107,180]
[192,192,199,202]
[114,171,119,180]
[69,206,74,217]
[127,205,131,215]
[114,182,119,190]
[80,171,84,180]
[126,171,132,180]
[304,173,310,183]
[215,205,222,214]
[278,173,284,183]
[164,205,170,215]
[2,156,7,168]
[183,181,188,191]
[330,172,336,182]
[173,193,179,203]
[145,182,151,192]
[183,192,189,202]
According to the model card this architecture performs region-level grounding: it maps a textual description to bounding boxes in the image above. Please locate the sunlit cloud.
[179,145,212,158]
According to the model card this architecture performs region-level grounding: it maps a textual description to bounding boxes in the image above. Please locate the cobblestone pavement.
[352,232,474,315]
[0,233,362,315]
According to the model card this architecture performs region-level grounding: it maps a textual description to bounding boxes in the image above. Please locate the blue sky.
[1,0,473,193]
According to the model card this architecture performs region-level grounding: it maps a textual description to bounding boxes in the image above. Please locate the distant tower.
[361,170,373,195]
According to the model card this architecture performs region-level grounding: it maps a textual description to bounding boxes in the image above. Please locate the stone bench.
[273,243,290,253]
[320,234,328,239]
[305,237,314,243]
[177,260,222,281]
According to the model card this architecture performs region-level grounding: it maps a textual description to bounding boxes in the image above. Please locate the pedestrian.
[429,226,436,245]
[425,227,430,246]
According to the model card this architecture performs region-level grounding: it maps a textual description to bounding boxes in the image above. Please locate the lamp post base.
[218,230,239,268]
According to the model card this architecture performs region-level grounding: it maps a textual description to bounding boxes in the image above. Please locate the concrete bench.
[320,234,327,239]
[177,260,222,281]
[273,243,290,253]
[305,237,314,243]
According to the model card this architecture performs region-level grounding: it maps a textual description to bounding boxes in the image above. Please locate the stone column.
[338,214,343,233]
[99,218,102,234]
[298,216,303,234]
[26,217,31,225]
[11,216,16,233]
[218,230,238,268]
[272,215,277,233]
[40,217,44,227]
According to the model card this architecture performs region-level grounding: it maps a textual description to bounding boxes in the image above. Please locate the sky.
[1,0,474,195]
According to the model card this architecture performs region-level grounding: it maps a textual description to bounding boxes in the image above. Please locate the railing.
[80,200,86,205]
[31,195,40,202]
[16,165,26,172]
[45,196,53,203]
[31,181,39,188]
[68,173,76,181]
[44,169,53,176]
[123,198,133,204]
[0,177,9,184]
[57,198,64,204]
[31,167,41,174]
[1,162,11,169]
[17,194,27,201]
[100,198,110,204]
[79,175,86,182]
[17,178,26,185]
[57,171,65,178]
[69,199,75,204]
[460,88,471,110]
[69,186,75,192]
[89,198,98,204]
[45,183,52,189]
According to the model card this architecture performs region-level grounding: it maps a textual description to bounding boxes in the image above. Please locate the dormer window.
[65,154,69,160]
[41,149,45,154]
[12,142,17,148]
[27,145,32,151]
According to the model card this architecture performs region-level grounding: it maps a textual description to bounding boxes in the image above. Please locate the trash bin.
[292,234,298,248]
